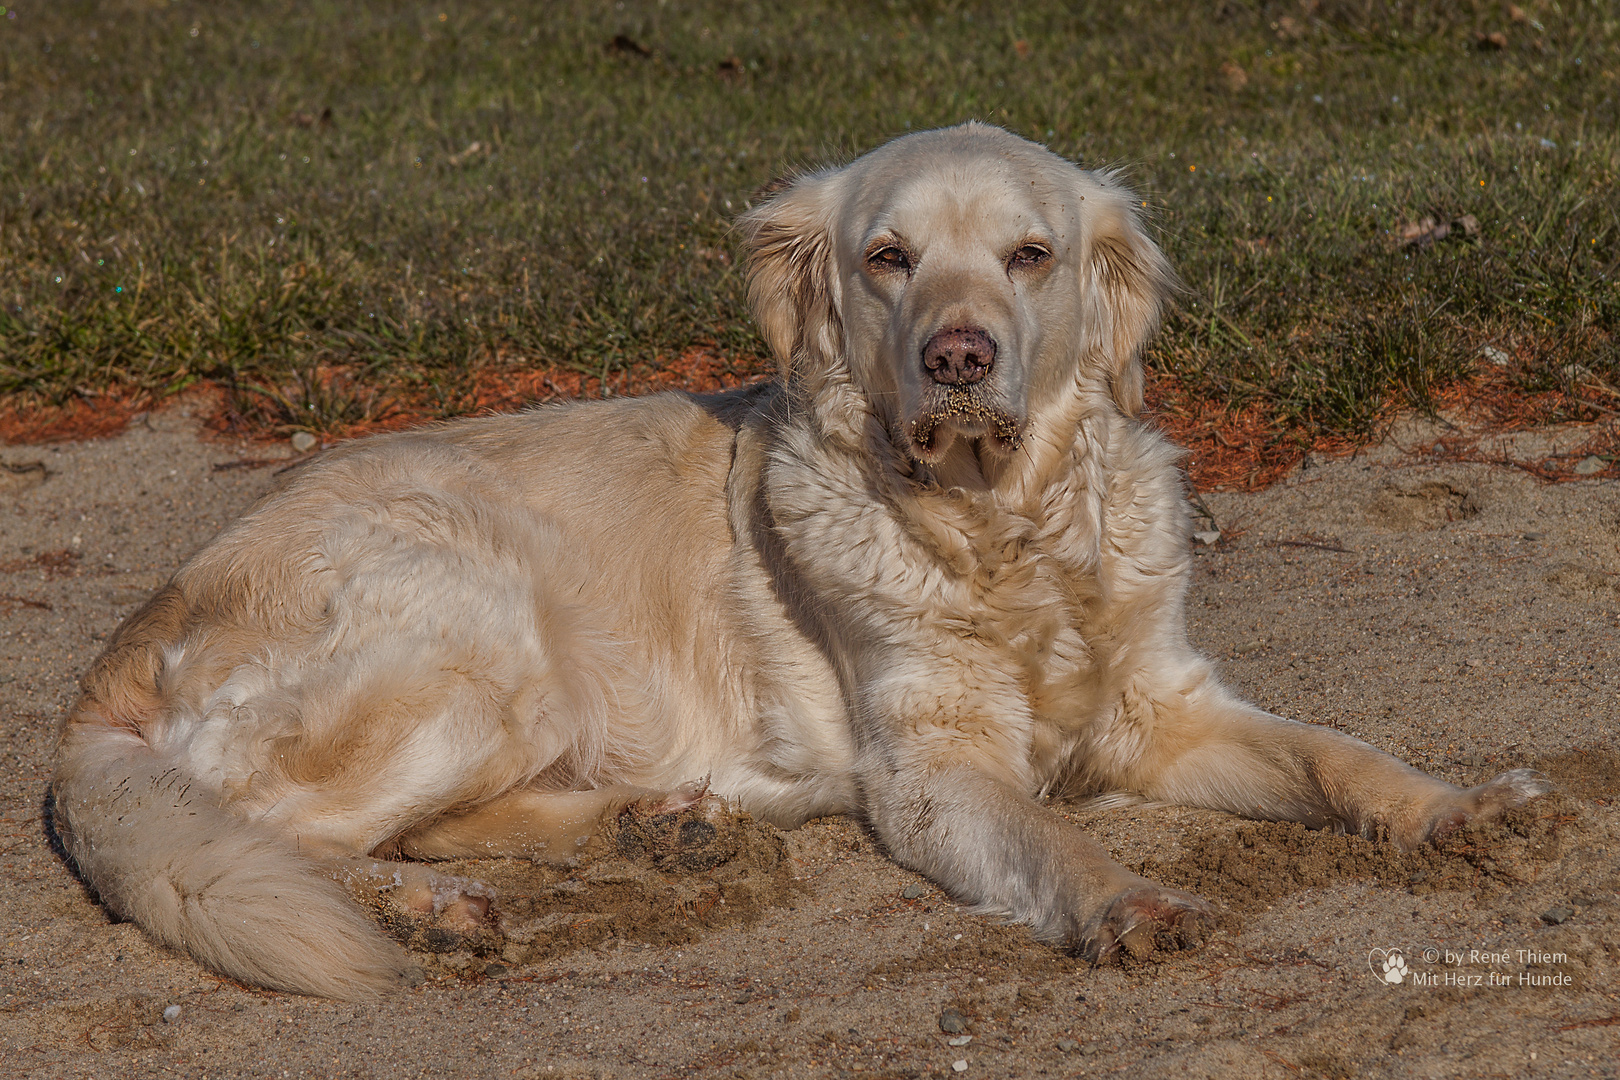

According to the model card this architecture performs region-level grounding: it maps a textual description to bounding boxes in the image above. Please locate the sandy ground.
[0,403,1616,1080]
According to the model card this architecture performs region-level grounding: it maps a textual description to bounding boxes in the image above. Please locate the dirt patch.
[1140,796,1581,909]
[0,994,174,1053]
[1543,562,1618,602]
[0,547,83,579]
[1364,481,1482,529]
[401,804,800,975]
[0,459,48,493]
[1533,747,1620,801]
[862,924,1071,987]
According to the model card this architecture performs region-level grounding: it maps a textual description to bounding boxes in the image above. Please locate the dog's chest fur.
[763,420,1151,772]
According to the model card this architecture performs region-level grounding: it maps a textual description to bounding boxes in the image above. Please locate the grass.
[1,0,1616,451]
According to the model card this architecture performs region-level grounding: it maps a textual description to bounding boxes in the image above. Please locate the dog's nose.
[921,327,997,386]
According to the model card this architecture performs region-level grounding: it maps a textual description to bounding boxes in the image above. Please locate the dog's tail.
[52,716,420,1000]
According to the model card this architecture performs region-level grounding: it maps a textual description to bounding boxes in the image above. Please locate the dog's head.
[740,123,1174,468]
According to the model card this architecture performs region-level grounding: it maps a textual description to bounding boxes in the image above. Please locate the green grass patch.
[1,0,1616,436]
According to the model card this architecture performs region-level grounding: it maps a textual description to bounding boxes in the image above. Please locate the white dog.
[52,124,1549,999]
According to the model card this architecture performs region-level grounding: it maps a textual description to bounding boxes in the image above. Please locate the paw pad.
[614,794,741,872]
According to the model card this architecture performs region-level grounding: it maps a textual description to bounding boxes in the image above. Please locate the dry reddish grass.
[0,389,161,445]
[203,347,775,444]
[3,356,1613,492]
[1143,376,1358,492]
[1143,365,1617,491]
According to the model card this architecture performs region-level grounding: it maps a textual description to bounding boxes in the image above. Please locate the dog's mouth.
[907,387,1025,461]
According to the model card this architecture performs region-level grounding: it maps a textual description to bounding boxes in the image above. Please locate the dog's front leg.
[853,683,1210,962]
[1106,664,1551,848]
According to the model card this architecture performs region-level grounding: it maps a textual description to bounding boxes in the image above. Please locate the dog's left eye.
[1008,244,1052,271]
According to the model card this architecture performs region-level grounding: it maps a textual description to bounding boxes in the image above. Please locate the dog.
[51,123,1550,999]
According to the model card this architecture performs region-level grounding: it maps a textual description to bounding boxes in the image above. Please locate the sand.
[1,403,1615,1079]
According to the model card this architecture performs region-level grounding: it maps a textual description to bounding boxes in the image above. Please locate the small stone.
[162,1005,181,1023]
[947,1035,973,1047]
[939,1008,968,1034]
[733,991,752,1005]
[290,431,318,453]
[483,963,508,978]
[1192,530,1222,547]
[1056,1038,1079,1052]
[902,883,925,900]
[1234,641,1264,656]
[1522,532,1545,541]
[1480,346,1511,366]
[1541,906,1574,925]
[1465,658,1483,668]
[1573,456,1607,476]
[952,1061,968,1073]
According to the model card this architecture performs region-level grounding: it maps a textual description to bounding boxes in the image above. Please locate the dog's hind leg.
[379,780,729,867]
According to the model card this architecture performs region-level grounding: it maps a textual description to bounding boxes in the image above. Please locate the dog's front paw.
[1076,884,1214,965]
[1422,768,1553,844]
[614,787,743,872]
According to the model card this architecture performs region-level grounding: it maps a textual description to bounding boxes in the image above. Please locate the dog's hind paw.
[334,859,503,955]
[1076,884,1214,965]
[1423,768,1554,844]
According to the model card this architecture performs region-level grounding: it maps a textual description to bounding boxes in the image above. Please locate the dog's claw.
[1425,768,1553,844]
[630,778,711,817]
[1078,884,1213,965]
[1481,768,1554,805]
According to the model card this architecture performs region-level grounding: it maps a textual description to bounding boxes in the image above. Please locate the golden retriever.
[51,124,1549,999]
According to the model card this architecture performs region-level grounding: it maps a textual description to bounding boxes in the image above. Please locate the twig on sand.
[1271,539,1353,554]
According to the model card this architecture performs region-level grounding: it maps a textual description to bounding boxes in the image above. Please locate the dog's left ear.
[1082,185,1177,417]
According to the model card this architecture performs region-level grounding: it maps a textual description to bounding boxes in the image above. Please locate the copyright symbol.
[1422,948,1439,964]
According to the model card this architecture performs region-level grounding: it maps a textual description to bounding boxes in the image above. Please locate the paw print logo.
[1368,947,1409,985]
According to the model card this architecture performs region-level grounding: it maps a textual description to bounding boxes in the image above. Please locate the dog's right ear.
[737,170,843,381]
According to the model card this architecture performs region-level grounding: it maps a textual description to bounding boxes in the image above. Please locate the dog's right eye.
[867,246,911,273]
